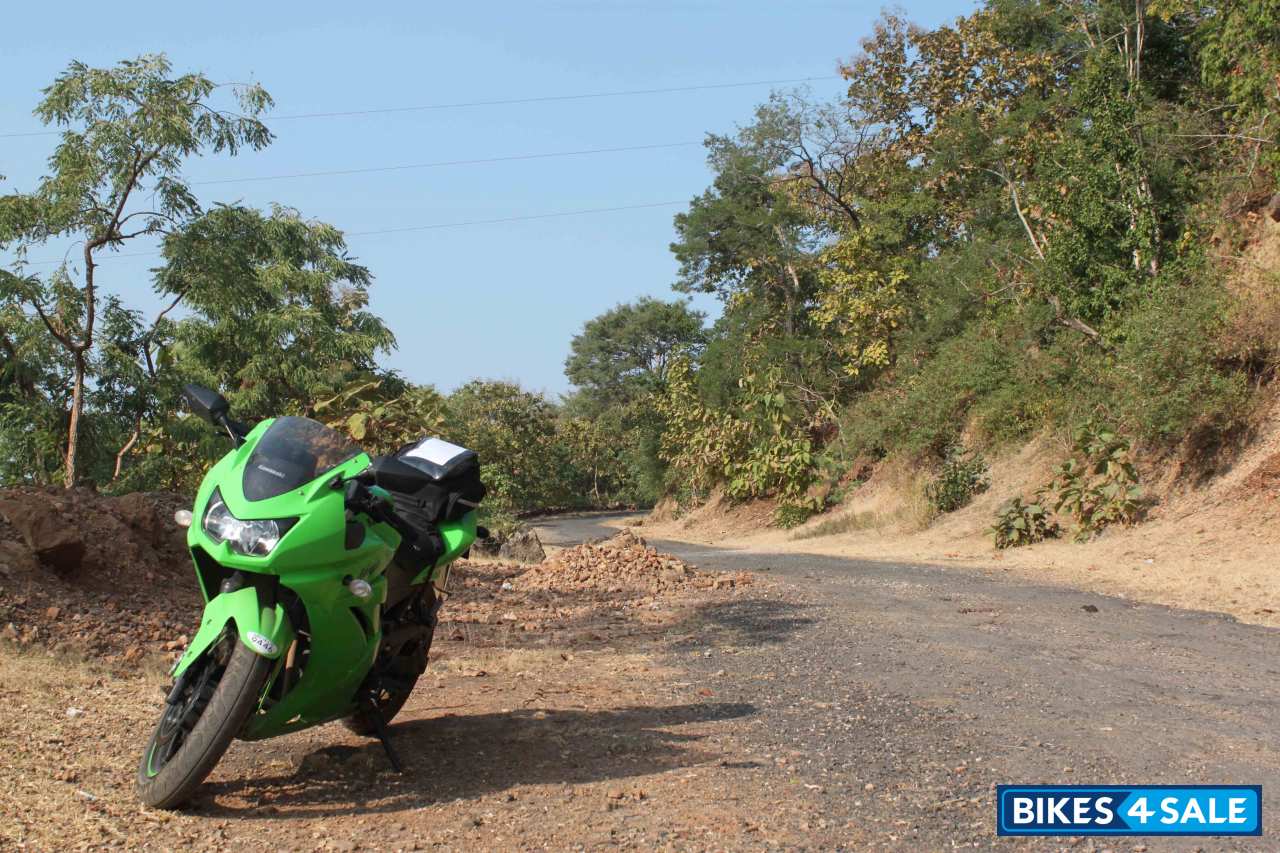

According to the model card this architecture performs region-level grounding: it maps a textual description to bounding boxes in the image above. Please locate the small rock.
[65,707,84,718]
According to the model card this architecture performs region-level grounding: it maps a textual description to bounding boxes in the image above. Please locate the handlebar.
[343,479,417,543]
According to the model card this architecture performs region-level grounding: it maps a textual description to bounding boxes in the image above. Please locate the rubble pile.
[516,528,749,597]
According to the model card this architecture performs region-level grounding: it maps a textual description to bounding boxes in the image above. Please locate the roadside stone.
[0,496,86,574]
[498,528,546,563]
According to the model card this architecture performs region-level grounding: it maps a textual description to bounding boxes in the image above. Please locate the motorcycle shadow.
[198,700,757,818]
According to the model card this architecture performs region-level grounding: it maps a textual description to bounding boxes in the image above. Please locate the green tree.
[0,301,70,483]
[1186,0,1280,176]
[564,297,705,409]
[116,204,395,488]
[671,136,819,336]
[445,380,560,512]
[0,55,271,485]
[158,204,393,418]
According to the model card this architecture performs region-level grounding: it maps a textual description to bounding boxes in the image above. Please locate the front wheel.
[137,630,271,809]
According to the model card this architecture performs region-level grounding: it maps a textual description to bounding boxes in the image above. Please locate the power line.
[0,75,839,140]
[347,200,684,237]
[17,199,686,266]
[191,141,700,185]
[266,76,839,121]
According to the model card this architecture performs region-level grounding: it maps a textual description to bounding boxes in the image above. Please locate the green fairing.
[173,417,477,741]
[173,585,295,671]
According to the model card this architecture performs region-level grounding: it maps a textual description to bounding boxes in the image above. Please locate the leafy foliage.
[1047,423,1145,541]
[315,378,446,456]
[924,448,991,515]
[0,55,272,485]
[812,231,907,377]
[656,354,820,526]
[990,496,1059,549]
[564,297,705,410]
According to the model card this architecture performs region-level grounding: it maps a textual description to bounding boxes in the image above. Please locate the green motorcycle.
[137,384,486,809]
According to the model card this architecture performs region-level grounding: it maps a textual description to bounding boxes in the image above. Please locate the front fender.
[172,585,296,678]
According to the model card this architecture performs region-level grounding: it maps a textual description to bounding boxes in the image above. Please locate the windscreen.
[242,416,361,501]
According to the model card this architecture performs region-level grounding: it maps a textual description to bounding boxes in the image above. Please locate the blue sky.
[1,0,969,397]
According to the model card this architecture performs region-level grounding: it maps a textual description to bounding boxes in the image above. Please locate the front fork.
[171,573,294,680]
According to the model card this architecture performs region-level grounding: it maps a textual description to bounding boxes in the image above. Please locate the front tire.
[137,631,271,809]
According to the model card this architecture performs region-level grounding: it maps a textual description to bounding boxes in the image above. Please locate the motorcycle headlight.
[202,489,292,556]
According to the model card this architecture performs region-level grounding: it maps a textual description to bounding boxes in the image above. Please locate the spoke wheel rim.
[145,646,225,777]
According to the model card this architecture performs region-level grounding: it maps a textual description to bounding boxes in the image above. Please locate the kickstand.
[369,709,404,773]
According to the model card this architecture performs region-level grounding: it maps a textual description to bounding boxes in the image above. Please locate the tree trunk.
[64,353,86,487]
[113,416,142,481]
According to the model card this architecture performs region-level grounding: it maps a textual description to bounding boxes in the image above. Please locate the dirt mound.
[0,487,198,662]
[516,529,749,597]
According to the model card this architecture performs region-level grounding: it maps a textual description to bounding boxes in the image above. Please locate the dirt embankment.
[639,394,1280,628]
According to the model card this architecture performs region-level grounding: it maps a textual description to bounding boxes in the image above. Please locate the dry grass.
[791,510,880,540]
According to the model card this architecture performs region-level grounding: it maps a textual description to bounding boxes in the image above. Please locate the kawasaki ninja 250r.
[137,384,486,809]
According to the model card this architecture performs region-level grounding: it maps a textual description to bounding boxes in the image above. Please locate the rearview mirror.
[183,383,231,425]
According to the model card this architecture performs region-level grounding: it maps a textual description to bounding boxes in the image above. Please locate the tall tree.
[114,204,396,487]
[159,204,394,418]
[0,55,272,485]
[564,297,705,408]
[671,137,819,336]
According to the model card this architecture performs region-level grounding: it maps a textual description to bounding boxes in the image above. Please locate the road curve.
[534,513,1280,849]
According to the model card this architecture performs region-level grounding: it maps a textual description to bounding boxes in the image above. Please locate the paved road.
[534,514,1280,849]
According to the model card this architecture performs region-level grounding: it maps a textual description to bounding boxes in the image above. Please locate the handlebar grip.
[372,502,417,543]
[343,477,420,545]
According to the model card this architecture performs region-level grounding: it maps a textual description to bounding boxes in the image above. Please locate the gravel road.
[534,514,1280,849]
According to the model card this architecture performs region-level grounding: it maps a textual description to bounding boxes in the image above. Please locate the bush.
[1047,422,1145,541]
[657,354,822,526]
[990,496,1059,549]
[924,447,990,515]
[836,309,1053,461]
[1106,282,1249,445]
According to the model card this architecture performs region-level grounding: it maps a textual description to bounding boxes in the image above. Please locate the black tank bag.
[384,437,486,574]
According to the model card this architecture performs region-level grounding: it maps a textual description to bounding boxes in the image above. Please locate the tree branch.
[28,298,78,351]
[112,415,142,481]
